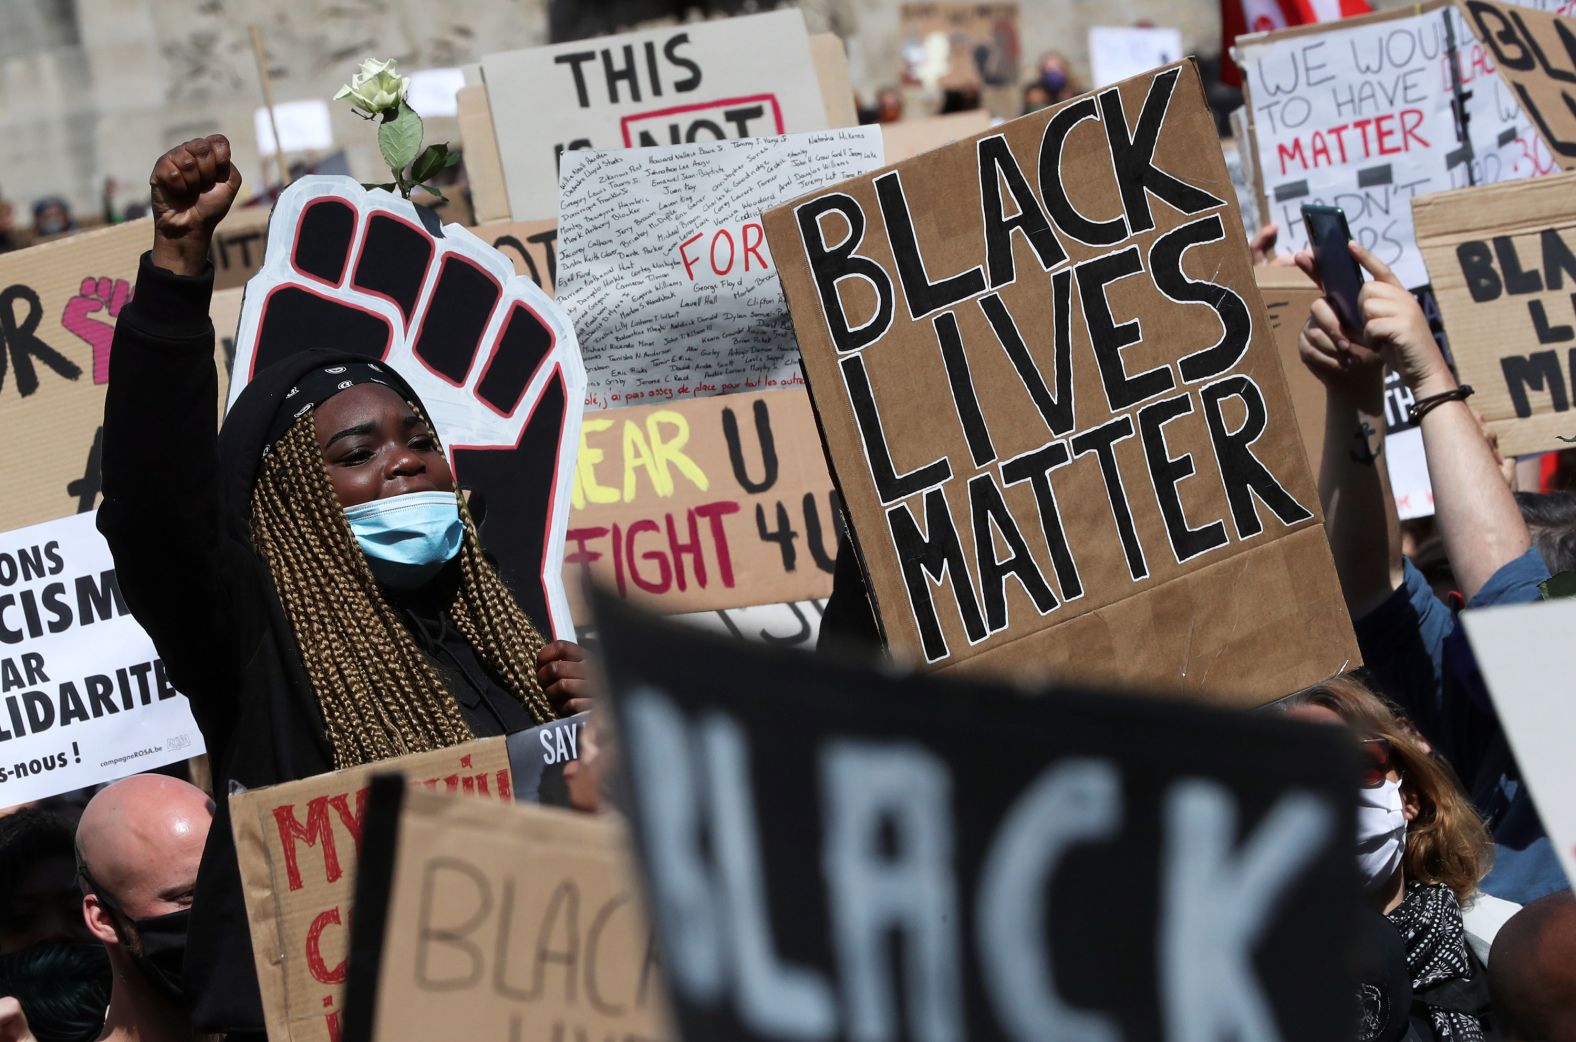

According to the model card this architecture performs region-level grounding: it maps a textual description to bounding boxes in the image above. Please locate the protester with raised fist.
[1296,240,1568,906]
[97,136,596,1034]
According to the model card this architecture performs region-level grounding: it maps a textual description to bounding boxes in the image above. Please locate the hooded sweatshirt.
[98,254,541,1032]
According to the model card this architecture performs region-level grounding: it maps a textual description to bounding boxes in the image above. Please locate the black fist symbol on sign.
[228,178,586,638]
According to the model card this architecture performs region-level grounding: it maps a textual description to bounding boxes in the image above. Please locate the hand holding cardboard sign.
[150,135,243,277]
[536,639,594,715]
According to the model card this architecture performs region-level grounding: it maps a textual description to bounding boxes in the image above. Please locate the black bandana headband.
[262,361,403,457]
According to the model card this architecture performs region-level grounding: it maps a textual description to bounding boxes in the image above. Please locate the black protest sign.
[595,589,1359,1042]
[763,61,1358,704]
[505,711,587,805]
[227,177,587,639]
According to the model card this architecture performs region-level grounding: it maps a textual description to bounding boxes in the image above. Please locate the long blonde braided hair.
[249,414,557,768]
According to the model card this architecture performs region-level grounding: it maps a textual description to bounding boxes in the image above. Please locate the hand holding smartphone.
[1301,205,1366,335]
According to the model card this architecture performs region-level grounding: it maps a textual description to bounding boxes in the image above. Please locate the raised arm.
[1344,243,1531,598]
[1295,256,1402,618]
[97,136,244,700]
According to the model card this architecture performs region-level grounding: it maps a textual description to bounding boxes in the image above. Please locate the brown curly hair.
[1284,673,1491,901]
[249,414,557,768]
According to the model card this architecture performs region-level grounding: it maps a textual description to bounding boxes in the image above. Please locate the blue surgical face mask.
[342,490,464,589]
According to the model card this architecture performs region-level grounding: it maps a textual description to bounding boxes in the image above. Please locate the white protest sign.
[1461,599,1576,892]
[1237,3,1539,290]
[480,9,829,221]
[255,100,335,157]
[0,511,205,805]
[1088,26,1186,87]
[557,127,884,410]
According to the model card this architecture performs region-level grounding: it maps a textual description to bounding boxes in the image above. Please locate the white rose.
[333,57,410,115]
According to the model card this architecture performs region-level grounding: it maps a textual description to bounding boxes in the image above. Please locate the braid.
[249,415,557,769]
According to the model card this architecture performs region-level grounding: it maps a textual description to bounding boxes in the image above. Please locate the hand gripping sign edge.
[228,176,587,641]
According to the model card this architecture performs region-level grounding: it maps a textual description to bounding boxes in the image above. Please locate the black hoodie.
[98,254,538,1032]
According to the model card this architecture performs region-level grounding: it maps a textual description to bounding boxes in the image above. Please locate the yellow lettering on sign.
[571,410,711,507]
[571,418,619,510]
[648,411,708,496]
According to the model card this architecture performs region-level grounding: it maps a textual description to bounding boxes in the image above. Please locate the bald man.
[1492,889,1576,1041]
[76,775,214,1042]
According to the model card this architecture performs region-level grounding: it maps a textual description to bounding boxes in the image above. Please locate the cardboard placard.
[1414,169,1576,455]
[562,389,837,619]
[764,62,1358,703]
[0,219,224,533]
[341,781,669,1042]
[594,589,1358,1042]
[1255,267,1438,519]
[1255,266,1329,470]
[880,111,994,163]
[481,10,829,222]
[227,177,586,640]
[810,33,860,129]
[0,510,205,805]
[1236,2,1543,291]
[469,219,561,296]
[1461,600,1576,894]
[1461,0,1576,171]
[457,83,512,224]
[210,205,277,292]
[557,128,885,410]
[230,738,512,1042]
[898,3,1021,90]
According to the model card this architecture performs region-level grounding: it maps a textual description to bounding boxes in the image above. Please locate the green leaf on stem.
[378,101,424,177]
[443,151,461,167]
[410,142,450,184]
[414,182,448,203]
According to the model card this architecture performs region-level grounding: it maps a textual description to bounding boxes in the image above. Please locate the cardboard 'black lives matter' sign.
[1414,170,1576,456]
[763,61,1358,705]
[594,589,1357,1042]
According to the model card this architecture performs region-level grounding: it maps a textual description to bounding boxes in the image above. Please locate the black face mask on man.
[81,867,191,1005]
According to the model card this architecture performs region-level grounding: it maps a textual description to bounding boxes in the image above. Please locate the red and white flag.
[1221,0,1371,84]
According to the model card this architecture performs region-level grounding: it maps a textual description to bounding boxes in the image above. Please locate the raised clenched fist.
[149,135,243,276]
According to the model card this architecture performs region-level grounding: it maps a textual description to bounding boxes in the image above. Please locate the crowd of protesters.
[0,39,1573,1042]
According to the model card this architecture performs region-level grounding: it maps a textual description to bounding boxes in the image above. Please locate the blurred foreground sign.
[596,589,1357,1041]
[342,781,669,1042]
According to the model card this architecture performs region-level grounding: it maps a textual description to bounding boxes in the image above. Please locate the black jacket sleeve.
[97,253,249,735]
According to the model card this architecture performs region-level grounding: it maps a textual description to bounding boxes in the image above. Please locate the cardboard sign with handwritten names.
[340,781,669,1042]
[765,62,1358,704]
[557,128,885,411]
[230,740,513,1042]
[1415,169,1576,455]
[562,389,837,619]
[595,589,1358,1042]
[481,10,829,222]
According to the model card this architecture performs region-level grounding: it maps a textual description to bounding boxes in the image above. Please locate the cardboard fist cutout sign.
[228,177,587,639]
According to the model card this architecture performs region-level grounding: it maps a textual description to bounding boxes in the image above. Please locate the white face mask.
[1356,778,1407,892]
